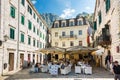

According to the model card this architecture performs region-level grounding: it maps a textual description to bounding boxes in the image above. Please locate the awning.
[94,48,104,55]
[36,46,66,54]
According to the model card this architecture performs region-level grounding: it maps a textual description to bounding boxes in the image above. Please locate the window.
[106,0,110,13]
[62,42,65,47]
[62,32,65,36]
[70,31,74,36]
[79,30,82,35]
[55,32,58,37]
[70,41,74,46]
[40,42,42,48]
[62,22,66,27]
[21,15,24,25]
[79,41,82,46]
[33,13,36,19]
[37,18,39,23]
[37,29,39,35]
[55,42,58,47]
[28,5,32,15]
[94,21,97,30]
[37,40,39,48]
[70,21,74,26]
[28,20,32,30]
[98,11,102,24]
[10,6,15,18]
[10,28,15,39]
[43,34,44,40]
[21,0,25,6]
[33,26,36,33]
[55,23,58,28]
[33,39,36,47]
[78,20,82,26]
[21,33,24,43]
[40,32,42,38]
[28,36,31,45]
[40,22,42,26]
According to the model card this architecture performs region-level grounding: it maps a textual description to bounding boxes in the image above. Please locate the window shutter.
[94,21,97,30]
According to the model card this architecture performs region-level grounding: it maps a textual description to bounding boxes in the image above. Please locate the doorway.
[20,54,24,68]
[9,53,14,71]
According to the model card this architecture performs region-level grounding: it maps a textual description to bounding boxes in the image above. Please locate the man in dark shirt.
[113,61,120,80]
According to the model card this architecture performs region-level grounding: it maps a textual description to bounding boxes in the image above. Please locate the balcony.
[59,35,77,39]
[98,35,111,46]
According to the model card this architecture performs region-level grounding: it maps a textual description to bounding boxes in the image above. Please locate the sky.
[31,0,96,18]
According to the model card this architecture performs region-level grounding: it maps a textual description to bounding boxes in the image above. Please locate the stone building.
[51,16,92,60]
[93,0,120,67]
[0,0,47,75]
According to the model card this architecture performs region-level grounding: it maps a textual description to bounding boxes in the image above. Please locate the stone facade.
[94,0,120,68]
[0,0,47,75]
[51,17,91,60]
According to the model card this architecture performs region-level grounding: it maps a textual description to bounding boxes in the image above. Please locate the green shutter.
[28,37,31,45]
[21,15,24,25]
[10,6,15,18]
[106,0,110,13]
[99,12,102,24]
[28,20,32,30]
[10,28,15,39]
[21,33,24,42]
[94,21,97,30]
[33,39,35,46]
[21,0,25,6]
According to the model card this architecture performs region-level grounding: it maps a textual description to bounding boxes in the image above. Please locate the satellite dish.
[0,40,2,46]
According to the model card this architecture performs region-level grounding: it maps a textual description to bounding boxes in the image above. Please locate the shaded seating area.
[33,46,97,76]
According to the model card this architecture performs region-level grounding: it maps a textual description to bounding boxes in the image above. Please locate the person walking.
[113,61,120,80]
[105,50,113,70]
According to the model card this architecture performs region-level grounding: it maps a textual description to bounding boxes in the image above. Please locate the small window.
[62,42,65,47]
[62,22,66,27]
[21,0,25,6]
[37,18,39,23]
[70,21,74,26]
[37,29,39,35]
[10,6,15,18]
[79,41,82,46]
[21,15,25,25]
[70,31,74,36]
[55,23,58,28]
[78,20,82,26]
[40,42,42,48]
[55,32,58,37]
[55,42,58,47]
[28,36,31,45]
[28,20,32,30]
[33,26,36,33]
[105,0,110,13]
[10,28,15,39]
[79,30,82,35]
[28,5,32,15]
[98,11,102,24]
[70,41,74,46]
[33,13,36,19]
[33,39,36,47]
[21,33,24,43]
[62,32,65,36]
[40,32,42,38]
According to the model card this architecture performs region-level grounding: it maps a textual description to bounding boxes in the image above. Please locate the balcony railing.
[98,35,111,45]
[59,35,77,39]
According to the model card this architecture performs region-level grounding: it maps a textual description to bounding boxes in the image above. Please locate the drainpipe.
[16,0,20,69]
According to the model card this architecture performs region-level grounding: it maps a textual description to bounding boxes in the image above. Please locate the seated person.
[34,63,39,73]
[61,62,65,69]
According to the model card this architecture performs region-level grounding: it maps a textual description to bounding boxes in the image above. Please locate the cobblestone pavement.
[2,67,114,80]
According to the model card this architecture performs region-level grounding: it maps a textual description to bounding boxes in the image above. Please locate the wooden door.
[20,54,24,68]
[9,53,14,71]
